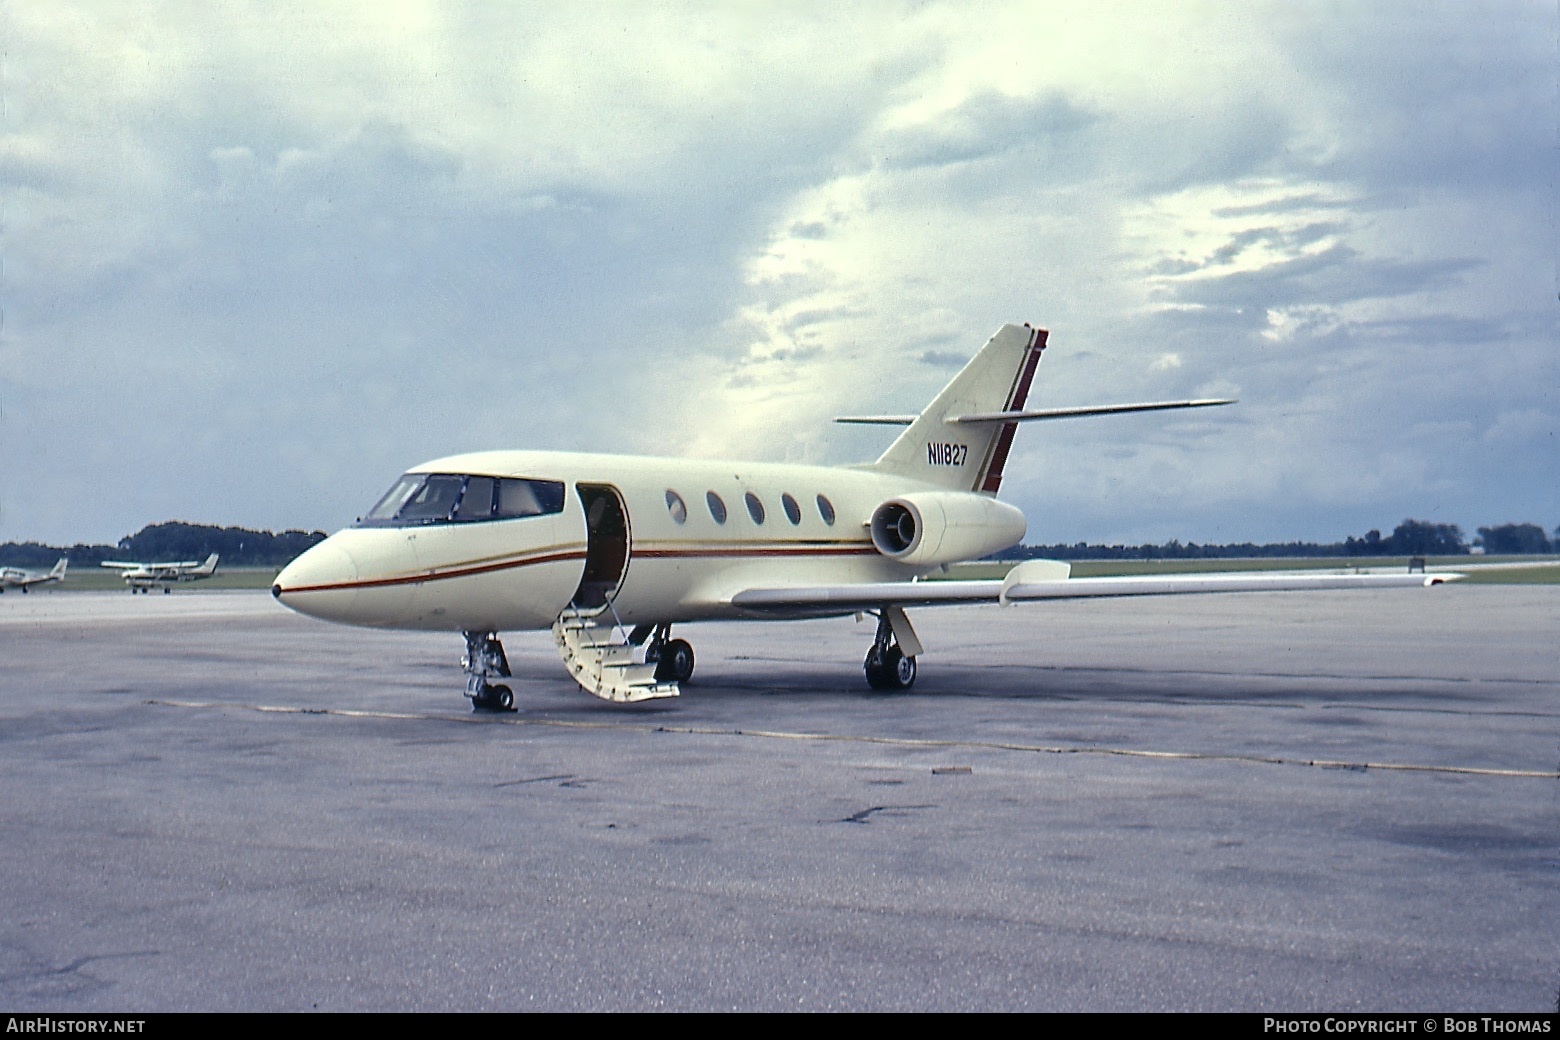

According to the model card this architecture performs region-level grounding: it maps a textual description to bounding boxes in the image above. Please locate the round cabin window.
[781,493,801,525]
[665,489,688,524]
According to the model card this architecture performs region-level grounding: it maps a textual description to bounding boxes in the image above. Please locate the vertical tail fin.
[866,324,1046,494]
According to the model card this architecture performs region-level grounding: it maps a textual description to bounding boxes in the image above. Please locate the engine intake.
[871,502,919,555]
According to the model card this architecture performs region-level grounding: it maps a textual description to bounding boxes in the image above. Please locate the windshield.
[358,473,566,527]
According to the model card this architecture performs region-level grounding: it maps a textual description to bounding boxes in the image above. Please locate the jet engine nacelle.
[869,492,1027,568]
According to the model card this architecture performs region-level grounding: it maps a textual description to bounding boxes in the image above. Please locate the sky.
[3,1,1556,547]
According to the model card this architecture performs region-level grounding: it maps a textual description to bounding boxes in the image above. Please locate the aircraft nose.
[272,540,361,620]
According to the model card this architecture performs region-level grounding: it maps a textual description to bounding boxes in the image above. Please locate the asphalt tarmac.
[1,587,1556,1011]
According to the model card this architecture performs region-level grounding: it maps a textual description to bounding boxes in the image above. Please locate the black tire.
[864,651,888,690]
[656,639,695,684]
[471,683,513,712]
[864,647,915,691]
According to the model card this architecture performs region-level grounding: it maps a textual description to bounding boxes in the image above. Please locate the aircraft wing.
[101,559,205,573]
[729,561,1463,615]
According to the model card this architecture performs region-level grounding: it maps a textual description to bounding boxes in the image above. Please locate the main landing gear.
[633,623,695,685]
[863,607,919,691]
[462,630,514,712]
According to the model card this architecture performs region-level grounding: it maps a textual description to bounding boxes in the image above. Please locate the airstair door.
[571,483,630,612]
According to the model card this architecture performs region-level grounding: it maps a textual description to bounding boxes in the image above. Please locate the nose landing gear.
[462,630,515,712]
[639,623,696,685]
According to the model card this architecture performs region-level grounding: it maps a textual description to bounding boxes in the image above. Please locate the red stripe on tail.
[978,327,1047,494]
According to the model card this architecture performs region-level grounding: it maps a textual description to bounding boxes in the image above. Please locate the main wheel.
[864,647,916,691]
[655,639,695,684]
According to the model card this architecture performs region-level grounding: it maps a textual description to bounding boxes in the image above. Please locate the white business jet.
[273,324,1460,710]
[0,557,68,593]
[102,553,220,593]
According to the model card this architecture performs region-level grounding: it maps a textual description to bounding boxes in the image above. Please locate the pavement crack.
[495,773,581,788]
[51,950,160,975]
[837,804,935,825]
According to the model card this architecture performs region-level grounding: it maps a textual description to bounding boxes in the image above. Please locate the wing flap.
[1003,570,1461,601]
[731,579,1006,613]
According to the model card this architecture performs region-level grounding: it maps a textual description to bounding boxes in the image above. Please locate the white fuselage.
[0,570,58,591]
[273,449,1026,633]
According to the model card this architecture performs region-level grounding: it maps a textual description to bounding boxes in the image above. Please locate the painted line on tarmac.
[147,698,1560,780]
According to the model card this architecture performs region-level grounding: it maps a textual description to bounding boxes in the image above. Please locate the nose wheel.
[640,624,695,684]
[472,683,513,711]
[463,631,516,712]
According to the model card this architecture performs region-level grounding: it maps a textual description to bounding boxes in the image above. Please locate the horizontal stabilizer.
[837,399,1235,427]
[948,399,1235,424]
[834,415,917,426]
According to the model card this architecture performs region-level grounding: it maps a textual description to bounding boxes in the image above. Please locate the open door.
[571,483,630,612]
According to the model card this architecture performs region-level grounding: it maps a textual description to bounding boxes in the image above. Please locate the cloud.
[877,90,1099,171]
[1,2,1554,547]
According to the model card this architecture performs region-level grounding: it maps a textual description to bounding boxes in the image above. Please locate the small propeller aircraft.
[0,557,68,593]
[274,324,1461,709]
[102,552,220,593]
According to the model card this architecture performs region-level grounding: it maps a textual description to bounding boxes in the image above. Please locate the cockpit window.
[364,475,425,522]
[358,474,565,526]
[395,474,465,522]
[455,476,496,521]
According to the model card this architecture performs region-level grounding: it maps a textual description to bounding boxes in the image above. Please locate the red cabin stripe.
[278,548,590,595]
[279,543,877,595]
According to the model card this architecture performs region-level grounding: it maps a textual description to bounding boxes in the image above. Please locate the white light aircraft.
[0,558,68,593]
[273,324,1461,710]
[102,553,220,593]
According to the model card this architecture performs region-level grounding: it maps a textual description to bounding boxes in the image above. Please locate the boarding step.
[552,613,680,703]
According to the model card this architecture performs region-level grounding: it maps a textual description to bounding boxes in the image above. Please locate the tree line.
[3,517,1553,570]
[0,522,328,569]
[1003,519,1558,561]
